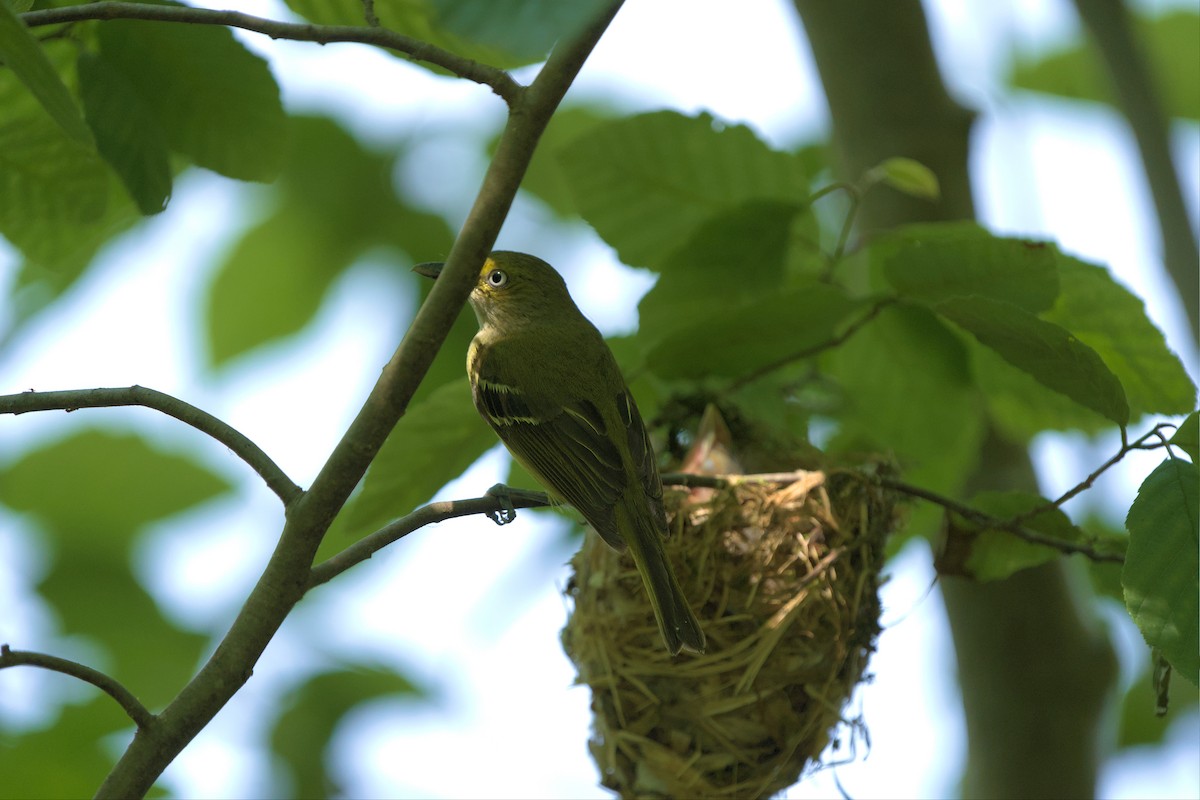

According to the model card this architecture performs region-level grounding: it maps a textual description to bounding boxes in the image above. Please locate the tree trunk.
[791,2,1119,796]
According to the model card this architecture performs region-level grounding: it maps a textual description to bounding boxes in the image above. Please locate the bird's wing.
[472,374,629,550]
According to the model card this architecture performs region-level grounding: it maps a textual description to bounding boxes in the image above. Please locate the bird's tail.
[615,500,706,655]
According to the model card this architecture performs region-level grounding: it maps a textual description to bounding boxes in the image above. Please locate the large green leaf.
[958,491,1092,581]
[428,0,612,62]
[0,39,143,326]
[270,666,427,799]
[38,553,209,708]
[284,0,546,69]
[340,378,497,537]
[1124,458,1199,685]
[645,282,862,380]
[559,111,812,266]
[875,222,1060,312]
[77,52,172,215]
[935,295,1130,426]
[97,6,285,181]
[0,0,92,145]
[1169,412,1198,463]
[637,200,803,340]
[1045,257,1196,419]
[204,115,454,366]
[1009,9,1200,121]
[205,206,359,366]
[0,698,130,800]
[971,340,1111,439]
[0,429,233,549]
[825,304,985,501]
[500,103,618,218]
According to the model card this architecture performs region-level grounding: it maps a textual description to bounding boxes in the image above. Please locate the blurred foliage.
[269,666,428,798]
[1009,8,1200,121]
[0,1,1197,798]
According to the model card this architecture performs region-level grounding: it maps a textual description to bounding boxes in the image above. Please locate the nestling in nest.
[562,469,896,799]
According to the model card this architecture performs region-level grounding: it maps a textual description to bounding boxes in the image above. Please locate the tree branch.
[0,386,302,507]
[92,4,625,797]
[20,1,522,104]
[308,492,550,588]
[1009,422,1175,528]
[723,296,898,393]
[865,474,1125,564]
[1072,0,1200,343]
[0,645,155,730]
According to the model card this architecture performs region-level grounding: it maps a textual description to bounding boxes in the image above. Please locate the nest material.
[562,470,895,799]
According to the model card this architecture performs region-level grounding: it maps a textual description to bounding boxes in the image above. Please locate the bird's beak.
[412,262,444,279]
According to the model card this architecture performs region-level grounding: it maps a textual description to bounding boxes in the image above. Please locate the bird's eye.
[486,269,508,288]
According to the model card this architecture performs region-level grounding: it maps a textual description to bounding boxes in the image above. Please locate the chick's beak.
[412,262,444,280]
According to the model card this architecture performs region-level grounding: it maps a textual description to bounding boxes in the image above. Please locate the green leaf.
[1116,653,1199,747]
[0,0,92,145]
[559,110,812,266]
[38,553,209,708]
[960,491,1087,581]
[637,199,803,339]
[1008,9,1200,121]
[826,304,985,503]
[284,0,543,69]
[341,379,497,537]
[875,223,1060,312]
[866,156,940,200]
[97,6,285,181]
[972,341,1112,439]
[429,0,612,63]
[77,52,172,215]
[1124,458,1199,685]
[501,103,617,217]
[1044,257,1197,419]
[0,699,131,799]
[204,115,455,365]
[1170,412,1199,462]
[271,666,427,799]
[935,295,1130,426]
[0,429,233,549]
[645,282,862,380]
[205,207,357,366]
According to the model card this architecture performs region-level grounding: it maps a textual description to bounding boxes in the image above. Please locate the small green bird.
[415,251,706,655]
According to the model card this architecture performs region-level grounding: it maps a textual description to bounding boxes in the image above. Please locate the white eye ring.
[486,269,508,288]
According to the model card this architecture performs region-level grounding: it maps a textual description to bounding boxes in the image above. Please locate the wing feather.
[473,378,628,549]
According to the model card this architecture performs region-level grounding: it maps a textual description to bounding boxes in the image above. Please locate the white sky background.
[1,0,1198,798]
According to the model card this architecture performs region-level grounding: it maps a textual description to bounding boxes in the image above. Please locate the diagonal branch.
[1,645,155,730]
[92,4,625,797]
[0,386,302,506]
[20,1,522,104]
[308,491,551,588]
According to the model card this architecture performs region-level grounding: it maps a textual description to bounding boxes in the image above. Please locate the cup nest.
[562,469,896,798]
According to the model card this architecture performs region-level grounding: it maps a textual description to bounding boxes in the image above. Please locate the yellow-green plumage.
[417,251,705,655]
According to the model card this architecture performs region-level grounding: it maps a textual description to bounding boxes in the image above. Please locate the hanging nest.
[562,469,898,799]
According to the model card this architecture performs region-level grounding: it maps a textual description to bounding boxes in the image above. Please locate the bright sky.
[1,1,1197,798]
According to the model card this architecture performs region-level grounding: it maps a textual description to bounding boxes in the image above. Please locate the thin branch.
[0,386,302,506]
[309,492,550,588]
[863,474,1125,564]
[1073,0,1200,342]
[93,5,625,797]
[0,645,155,730]
[20,1,522,104]
[723,296,898,394]
[1009,422,1175,527]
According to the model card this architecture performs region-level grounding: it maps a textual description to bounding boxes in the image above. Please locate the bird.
[414,251,706,655]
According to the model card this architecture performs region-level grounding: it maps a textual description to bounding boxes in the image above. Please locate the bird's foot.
[484,483,550,526]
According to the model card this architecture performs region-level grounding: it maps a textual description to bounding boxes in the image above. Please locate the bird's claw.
[485,483,550,526]
[486,483,518,525]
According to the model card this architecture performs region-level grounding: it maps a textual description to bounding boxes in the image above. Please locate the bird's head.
[414,251,575,333]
